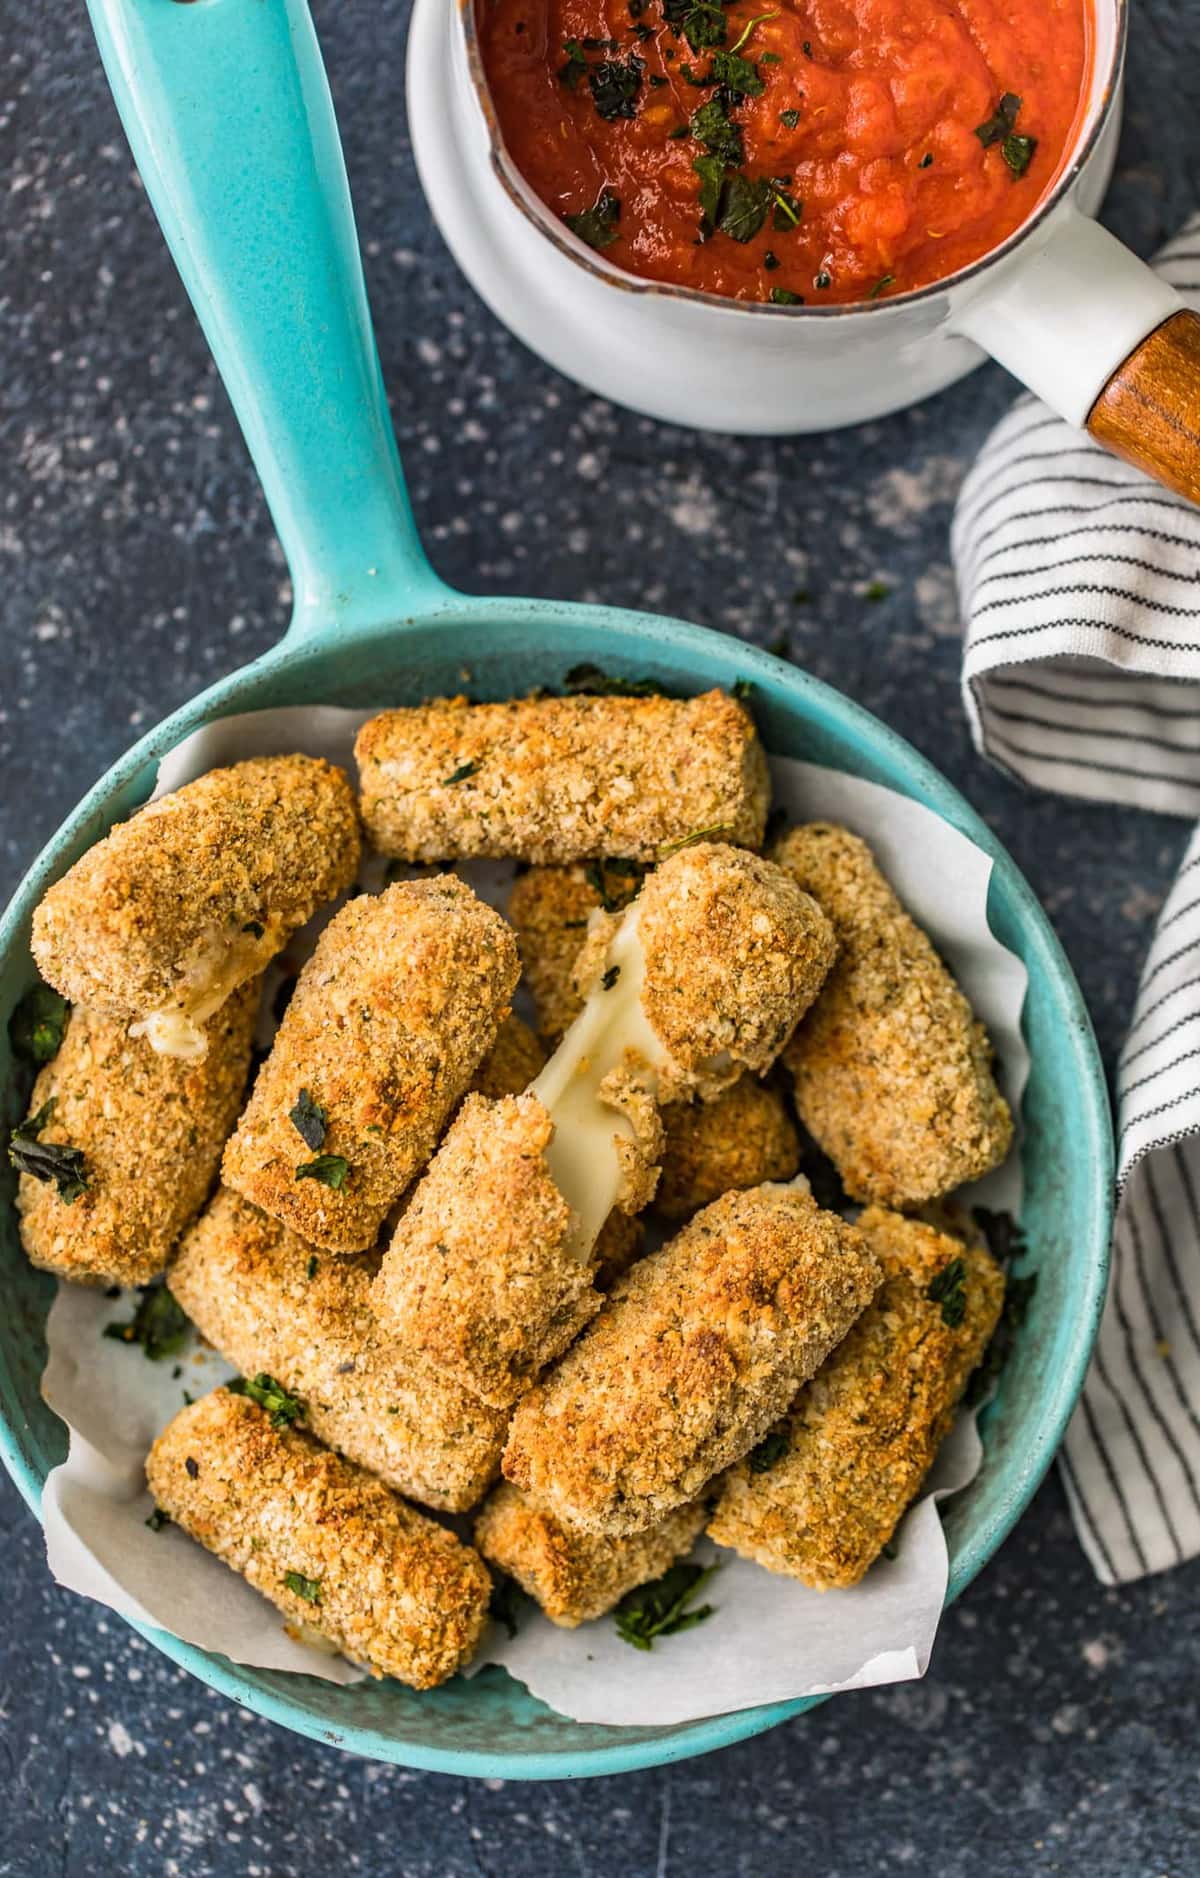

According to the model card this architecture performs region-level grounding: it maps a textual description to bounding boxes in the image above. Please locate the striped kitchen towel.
[952,213,1200,1584]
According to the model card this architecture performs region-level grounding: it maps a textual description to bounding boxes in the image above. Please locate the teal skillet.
[0,0,1112,1779]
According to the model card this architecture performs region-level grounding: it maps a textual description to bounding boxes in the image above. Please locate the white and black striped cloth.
[952,214,1200,1584]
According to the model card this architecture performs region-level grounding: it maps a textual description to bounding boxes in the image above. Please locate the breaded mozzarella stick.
[355,689,769,863]
[32,756,359,1059]
[16,981,258,1287]
[168,1188,509,1512]
[502,1185,881,1536]
[774,823,1012,1207]
[373,846,831,1403]
[146,1391,492,1687]
[223,876,518,1253]
[475,1483,706,1628]
[655,1079,800,1220]
[507,861,642,1046]
[707,1208,1005,1586]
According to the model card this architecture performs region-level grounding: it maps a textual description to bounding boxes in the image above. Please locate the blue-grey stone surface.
[2,0,1199,1871]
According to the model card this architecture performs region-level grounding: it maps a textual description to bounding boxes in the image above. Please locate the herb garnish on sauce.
[615,1561,719,1648]
[565,190,623,251]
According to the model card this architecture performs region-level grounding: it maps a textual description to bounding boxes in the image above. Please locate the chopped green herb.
[182,1390,193,1406]
[801,37,812,53]
[615,1561,718,1649]
[307,1254,319,1280]
[815,268,832,289]
[693,151,726,226]
[9,983,70,1064]
[881,1538,899,1561]
[748,1427,789,1472]
[919,151,934,167]
[565,189,623,251]
[868,273,895,299]
[589,53,645,120]
[669,122,691,137]
[731,677,754,698]
[707,48,763,96]
[864,578,891,600]
[771,186,802,229]
[559,37,588,86]
[583,860,644,912]
[690,96,744,165]
[289,1088,328,1152]
[241,919,265,939]
[678,0,727,52]
[1002,132,1037,177]
[779,107,800,128]
[184,1455,199,1479]
[769,287,804,305]
[283,1570,322,1605]
[296,1153,350,1190]
[974,91,1021,148]
[442,760,481,786]
[763,249,780,270]
[759,50,781,63]
[601,965,622,991]
[104,1285,190,1361]
[564,661,658,697]
[927,1256,968,1329]
[716,171,772,242]
[9,1098,88,1203]
[228,1371,306,1429]
[657,822,735,859]
[144,1507,170,1533]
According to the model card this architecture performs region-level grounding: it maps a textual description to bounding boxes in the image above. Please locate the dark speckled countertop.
[3,2,1200,1872]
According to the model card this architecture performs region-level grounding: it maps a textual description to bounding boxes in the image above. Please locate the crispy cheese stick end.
[502,1184,881,1536]
[168,1188,508,1512]
[146,1390,491,1686]
[476,1483,706,1627]
[17,982,258,1287]
[774,823,1012,1207]
[355,689,769,863]
[373,1092,602,1408]
[223,876,519,1253]
[708,1208,1005,1587]
[656,1077,800,1220]
[31,756,359,1054]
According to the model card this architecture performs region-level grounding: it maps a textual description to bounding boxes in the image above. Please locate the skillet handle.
[86,0,444,636]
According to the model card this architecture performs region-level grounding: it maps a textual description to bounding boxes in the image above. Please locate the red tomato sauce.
[478,0,1092,305]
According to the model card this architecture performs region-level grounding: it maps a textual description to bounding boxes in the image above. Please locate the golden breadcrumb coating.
[507,863,641,1046]
[773,823,1012,1207]
[473,1014,546,1098]
[146,1390,491,1687]
[475,1483,706,1627]
[16,981,258,1287]
[584,843,836,1102]
[354,690,769,863]
[599,1060,666,1214]
[708,1208,1005,1587]
[656,1077,800,1220]
[31,757,359,1038]
[223,877,518,1253]
[373,1093,602,1408]
[593,1208,647,1290]
[168,1188,508,1512]
[503,1184,880,1535]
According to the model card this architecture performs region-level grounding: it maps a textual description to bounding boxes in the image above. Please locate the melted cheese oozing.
[129,929,271,1060]
[530,910,668,1258]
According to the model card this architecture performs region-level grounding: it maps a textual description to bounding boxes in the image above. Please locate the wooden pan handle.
[1087,310,1200,505]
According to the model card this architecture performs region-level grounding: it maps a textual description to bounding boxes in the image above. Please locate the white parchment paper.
[38,707,1029,1724]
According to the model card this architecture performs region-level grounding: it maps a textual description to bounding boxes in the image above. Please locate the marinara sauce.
[478,0,1092,305]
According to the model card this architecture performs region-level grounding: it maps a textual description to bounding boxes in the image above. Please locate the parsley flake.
[615,1561,718,1649]
[564,662,658,697]
[974,91,1021,147]
[241,919,265,938]
[9,1097,89,1202]
[927,1256,968,1328]
[283,1570,322,1605]
[589,53,645,120]
[716,171,772,242]
[290,1088,328,1152]
[442,760,481,786]
[296,1153,350,1190]
[104,1284,191,1361]
[229,1371,306,1429]
[307,1254,319,1279]
[779,107,800,128]
[769,286,804,305]
[565,189,622,251]
[919,151,934,167]
[869,273,895,299]
[657,822,735,859]
[145,1507,170,1533]
[1002,132,1037,177]
[690,96,744,165]
[9,983,70,1064]
[602,965,622,991]
[707,48,763,97]
[559,38,588,86]
[815,268,832,289]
